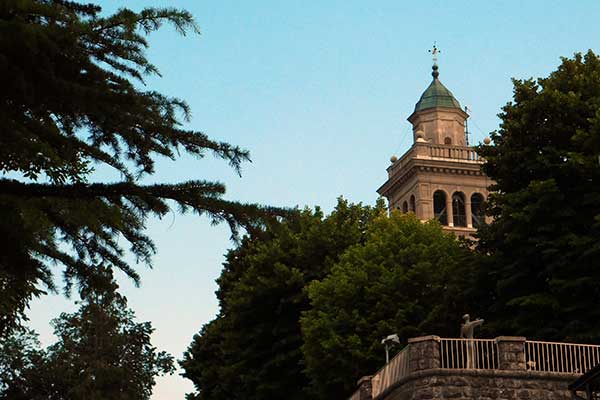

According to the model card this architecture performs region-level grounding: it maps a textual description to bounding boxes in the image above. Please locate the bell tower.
[377,47,492,236]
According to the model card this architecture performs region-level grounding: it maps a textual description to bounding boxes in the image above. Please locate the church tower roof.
[413,64,462,113]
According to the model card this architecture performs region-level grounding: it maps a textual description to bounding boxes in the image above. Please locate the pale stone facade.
[377,65,492,237]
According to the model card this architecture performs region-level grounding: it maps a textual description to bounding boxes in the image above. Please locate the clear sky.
[26,1,600,398]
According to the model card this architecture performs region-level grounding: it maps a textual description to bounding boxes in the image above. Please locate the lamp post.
[381,334,400,364]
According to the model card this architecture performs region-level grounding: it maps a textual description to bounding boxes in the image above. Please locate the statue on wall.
[460,314,484,339]
[460,314,484,369]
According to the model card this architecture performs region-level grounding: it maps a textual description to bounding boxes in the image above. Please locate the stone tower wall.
[410,109,468,146]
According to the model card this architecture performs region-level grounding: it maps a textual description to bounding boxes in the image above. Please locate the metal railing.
[371,346,410,398]
[439,338,498,370]
[525,340,600,374]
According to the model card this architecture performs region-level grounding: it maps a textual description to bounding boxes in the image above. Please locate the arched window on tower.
[409,195,416,213]
[452,192,467,227]
[402,201,408,213]
[471,193,485,228]
[433,190,447,225]
[444,137,452,145]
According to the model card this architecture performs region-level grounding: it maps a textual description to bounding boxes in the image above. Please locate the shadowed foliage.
[0,272,174,400]
[301,212,475,398]
[181,199,386,400]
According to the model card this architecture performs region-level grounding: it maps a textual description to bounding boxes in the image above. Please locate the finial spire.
[428,42,440,79]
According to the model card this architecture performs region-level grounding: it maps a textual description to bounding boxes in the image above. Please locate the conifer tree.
[0,1,282,334]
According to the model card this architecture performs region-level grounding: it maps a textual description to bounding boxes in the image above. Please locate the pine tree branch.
[0,179,226,199]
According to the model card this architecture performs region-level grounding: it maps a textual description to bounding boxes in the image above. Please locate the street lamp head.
[381,334,400,345]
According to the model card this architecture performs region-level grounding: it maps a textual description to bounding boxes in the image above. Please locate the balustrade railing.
[525,340,600,374]
[439,338,498,370]
[427,144,481,161]
[387,143,482,178]
[371,346,410,398]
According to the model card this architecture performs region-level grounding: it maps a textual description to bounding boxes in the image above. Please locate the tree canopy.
[0,272,173,400]
[0,0,283,335]
[476,50,600,341]
[181,205,478,400]
[181,199,385,400]
[301,212,475,399]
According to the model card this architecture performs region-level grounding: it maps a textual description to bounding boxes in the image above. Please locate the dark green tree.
[0,273,174,400]
[476,50,600,341]
[180,199,385,400]
[0,1,282,335]
[0,328,45,400]
[301,212,475,399]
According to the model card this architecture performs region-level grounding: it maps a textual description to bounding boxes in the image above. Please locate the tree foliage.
[301,212,475,399]
[0,273,173,400]
[180,199,385,400]
[0,328,45,399]
[0,0,283,335]
[476,50,600,341]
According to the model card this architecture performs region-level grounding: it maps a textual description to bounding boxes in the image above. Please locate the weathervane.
[428,42,440,78]
[428,42,440,65]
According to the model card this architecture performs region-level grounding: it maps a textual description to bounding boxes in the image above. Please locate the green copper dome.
[413,65,461,112]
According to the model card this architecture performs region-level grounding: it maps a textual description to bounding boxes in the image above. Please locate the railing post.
[413,142,428,158]
[408,335,441,372]
[355,376,373,400]
[496,336,526,371]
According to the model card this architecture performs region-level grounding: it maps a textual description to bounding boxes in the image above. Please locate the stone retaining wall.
[352,336,580,400]
[380,368,575,400]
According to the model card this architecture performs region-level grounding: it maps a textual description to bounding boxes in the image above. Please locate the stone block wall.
[408,336,441,372]
[496,336,526,371]
[383,369,575,400]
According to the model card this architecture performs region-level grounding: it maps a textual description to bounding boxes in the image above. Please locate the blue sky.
[26,1,600,398]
